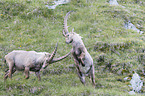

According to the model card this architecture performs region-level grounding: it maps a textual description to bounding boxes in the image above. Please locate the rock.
[129,73,143,93]
[45,0,70,9]
[109,0,119,5]
[124,21,144,34]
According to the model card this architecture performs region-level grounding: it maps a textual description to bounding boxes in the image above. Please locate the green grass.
[0,0,145,95]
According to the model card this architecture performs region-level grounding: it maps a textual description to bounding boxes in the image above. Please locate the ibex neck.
[72,40,84,48]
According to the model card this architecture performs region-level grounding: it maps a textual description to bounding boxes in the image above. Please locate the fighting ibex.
[63,11,95,87]
[4,43,70,81]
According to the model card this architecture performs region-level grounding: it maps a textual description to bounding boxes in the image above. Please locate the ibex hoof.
[8,74,12,79]
[25,76,29,79]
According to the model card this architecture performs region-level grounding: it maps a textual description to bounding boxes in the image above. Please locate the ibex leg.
[35,71,41,81]
[8,62,14,79]
[24,67,30,79]
[4,68,16,80]
[90,65,95,87]
[75,61,85,85]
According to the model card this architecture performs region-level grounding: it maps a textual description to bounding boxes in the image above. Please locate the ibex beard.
[63,11,95,87]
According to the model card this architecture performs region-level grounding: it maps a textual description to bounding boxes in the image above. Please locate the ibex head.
[63,29,75,44]
[63,11,83,44]
[63,11,75,44]
[42,43,58,69]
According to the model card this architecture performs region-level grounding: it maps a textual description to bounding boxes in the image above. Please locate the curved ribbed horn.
[50,51,71,64]
[47,43,58,63]
[63,11,73,36]
[42,43,58,69]
[63,29,67,37]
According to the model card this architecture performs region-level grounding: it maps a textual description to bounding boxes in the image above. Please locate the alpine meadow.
[0,0,145,95]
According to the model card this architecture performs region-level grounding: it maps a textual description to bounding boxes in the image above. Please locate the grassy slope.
[0,0,145,95]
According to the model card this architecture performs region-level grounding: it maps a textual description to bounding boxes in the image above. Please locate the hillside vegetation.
[0,0,145,95]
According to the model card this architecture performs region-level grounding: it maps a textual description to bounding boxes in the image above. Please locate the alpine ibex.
[4,43,70,81]
[62,11,95,87]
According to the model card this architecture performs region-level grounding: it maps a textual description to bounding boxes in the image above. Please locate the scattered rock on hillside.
[109,0,119,5]
[45,0,70,9]
[124,21,144,34]
[129,73,143,93]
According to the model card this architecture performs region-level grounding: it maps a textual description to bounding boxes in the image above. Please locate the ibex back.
[4,43,70,81]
